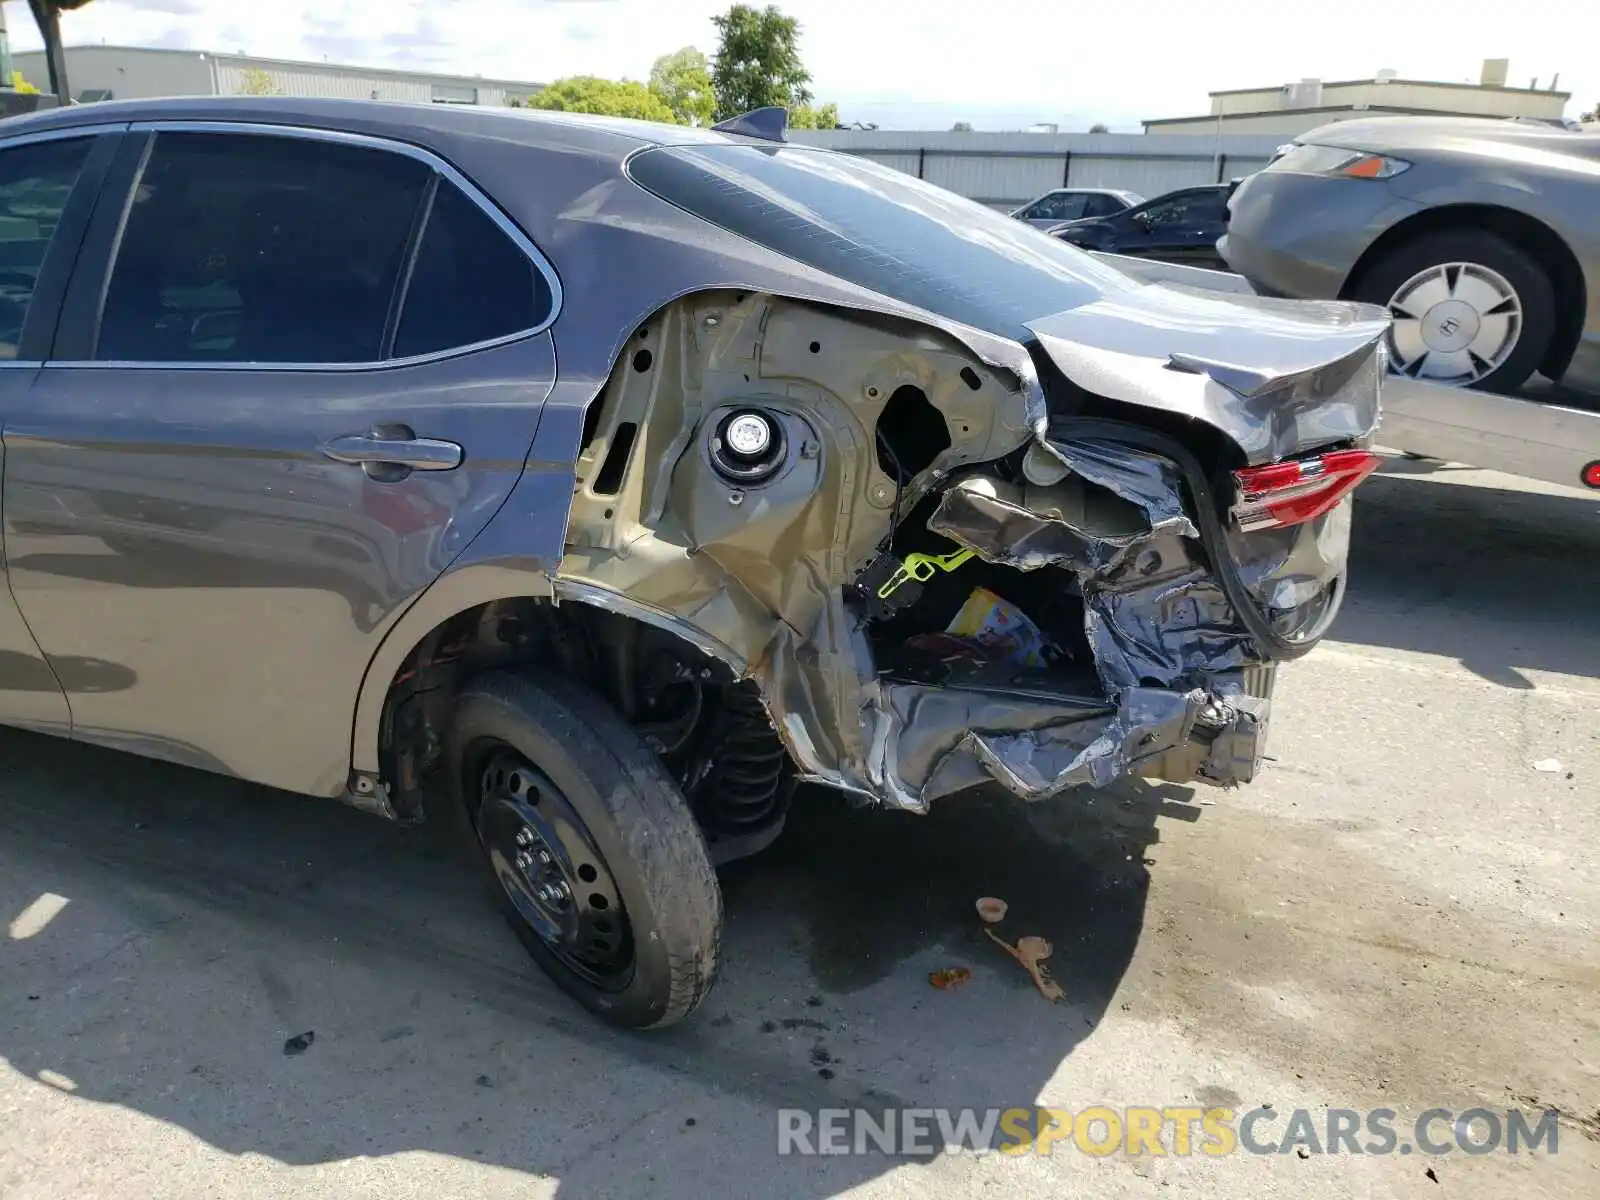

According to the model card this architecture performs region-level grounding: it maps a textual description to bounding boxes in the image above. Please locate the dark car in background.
[1011,186,1143,227]
[1050,184,1231,267]
[1222,116,1600,395]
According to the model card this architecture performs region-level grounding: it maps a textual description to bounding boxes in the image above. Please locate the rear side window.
[0,136,94,358]
[392,180,547,358]
[97,131,429,363]
[629,145,1131,339]
[1052,194,1091,221]
[1141,190,1225,228]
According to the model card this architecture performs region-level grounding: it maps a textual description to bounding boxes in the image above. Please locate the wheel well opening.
[378,598,793,857]
[1342,204,1586,381]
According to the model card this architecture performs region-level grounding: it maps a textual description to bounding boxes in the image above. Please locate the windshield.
[626,143,1135,338]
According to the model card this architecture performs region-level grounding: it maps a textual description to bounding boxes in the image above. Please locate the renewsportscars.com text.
[777,1106,1563,1158]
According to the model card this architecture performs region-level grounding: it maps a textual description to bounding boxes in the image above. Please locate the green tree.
[951,121,973,132]
[1088,122,1110,133]
[787,101,838,130]
[710,3,812,121]
[236,68,281,97]
[26,0,95,104]
[649,47,715,126]
[529,76,677,123]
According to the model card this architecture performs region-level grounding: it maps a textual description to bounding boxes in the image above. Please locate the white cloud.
[3,0,1591,129]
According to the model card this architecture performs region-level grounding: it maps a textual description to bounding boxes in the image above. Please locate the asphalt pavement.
[2,456,1597,1200]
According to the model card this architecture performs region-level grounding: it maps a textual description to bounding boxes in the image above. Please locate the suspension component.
[690,679,792,848]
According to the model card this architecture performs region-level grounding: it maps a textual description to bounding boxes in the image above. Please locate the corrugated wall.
[210,57,540,106]
[787,129,1285,207]
[215,62,433,102]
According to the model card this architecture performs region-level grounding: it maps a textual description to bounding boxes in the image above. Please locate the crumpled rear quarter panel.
[423,124,1384,811]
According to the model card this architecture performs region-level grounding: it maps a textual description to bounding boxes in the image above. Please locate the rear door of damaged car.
[0,121,559,796]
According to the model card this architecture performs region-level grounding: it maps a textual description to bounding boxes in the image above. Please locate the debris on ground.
[282,1031,315,1056]
[1425,1166,1440,1183]
[971,895,1064,1002]
[984,929,1066,1002]
[976,897,1008,924]
[928,966,973,990]
[1531,758,1563,772]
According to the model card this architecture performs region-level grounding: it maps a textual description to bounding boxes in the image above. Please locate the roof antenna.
[711,106,789,143]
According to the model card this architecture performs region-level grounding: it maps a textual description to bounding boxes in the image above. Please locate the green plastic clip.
[875,548,976,599]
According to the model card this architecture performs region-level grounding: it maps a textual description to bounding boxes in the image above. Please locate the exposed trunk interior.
[853,462,1138,712]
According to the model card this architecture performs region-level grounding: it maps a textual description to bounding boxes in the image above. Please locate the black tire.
[439,670,722,1029]
[1352,229,1555,394]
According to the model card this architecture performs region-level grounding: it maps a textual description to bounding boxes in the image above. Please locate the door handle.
[321,430,463,472]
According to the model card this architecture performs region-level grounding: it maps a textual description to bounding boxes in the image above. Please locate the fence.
[785,129,1290,209]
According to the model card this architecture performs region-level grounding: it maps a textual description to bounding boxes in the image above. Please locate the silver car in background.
[1221,117,1600,396]
[1011,186,1143,227]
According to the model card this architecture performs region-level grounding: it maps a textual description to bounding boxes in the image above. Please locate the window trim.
[48,119,563,371]
[0,124,129,368]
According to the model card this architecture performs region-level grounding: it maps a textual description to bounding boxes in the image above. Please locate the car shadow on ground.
[1333,467,1600,686]
[0,729,1186,1196]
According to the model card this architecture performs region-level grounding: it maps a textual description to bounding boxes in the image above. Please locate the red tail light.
[1232,449,1380,532]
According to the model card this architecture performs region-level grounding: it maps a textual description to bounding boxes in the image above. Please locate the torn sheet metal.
[1224,499,1352,640]
[901,435,1283,801]
[1029,438,1198,539]
[1026,285,1387,464]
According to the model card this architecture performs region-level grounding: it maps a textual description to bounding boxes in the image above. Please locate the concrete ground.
[2,458,1597,1200]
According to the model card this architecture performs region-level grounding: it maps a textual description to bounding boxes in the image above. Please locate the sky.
[2,0,1592,131]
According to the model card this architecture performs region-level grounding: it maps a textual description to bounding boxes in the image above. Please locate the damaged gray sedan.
[0,98,1386,1028]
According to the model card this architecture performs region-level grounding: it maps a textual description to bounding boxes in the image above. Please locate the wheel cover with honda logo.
[1385,262,1522,386]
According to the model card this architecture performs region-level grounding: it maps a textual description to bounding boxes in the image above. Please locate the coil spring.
[699,681,789,834]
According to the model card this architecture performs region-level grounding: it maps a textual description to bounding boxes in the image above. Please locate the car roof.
[0,94,761,159]
[1146,184,1227,196]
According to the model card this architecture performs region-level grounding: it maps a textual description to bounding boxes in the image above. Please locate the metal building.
[1143,62,1574,137]
[11,45,542,108]
[786,128,1289,210]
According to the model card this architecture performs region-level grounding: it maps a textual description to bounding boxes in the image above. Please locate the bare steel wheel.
[471,748,632,989]
[1355,229,1555,395]
[438,670,722,1029]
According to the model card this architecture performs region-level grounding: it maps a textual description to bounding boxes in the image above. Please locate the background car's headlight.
[1265,143,1411,179]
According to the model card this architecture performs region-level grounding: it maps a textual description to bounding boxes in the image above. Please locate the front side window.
[97,131,430,363]
[1140,190,1223,229]
[1190,192,1229,223]
[1021,194,1058,220]
[0,136,94,359]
